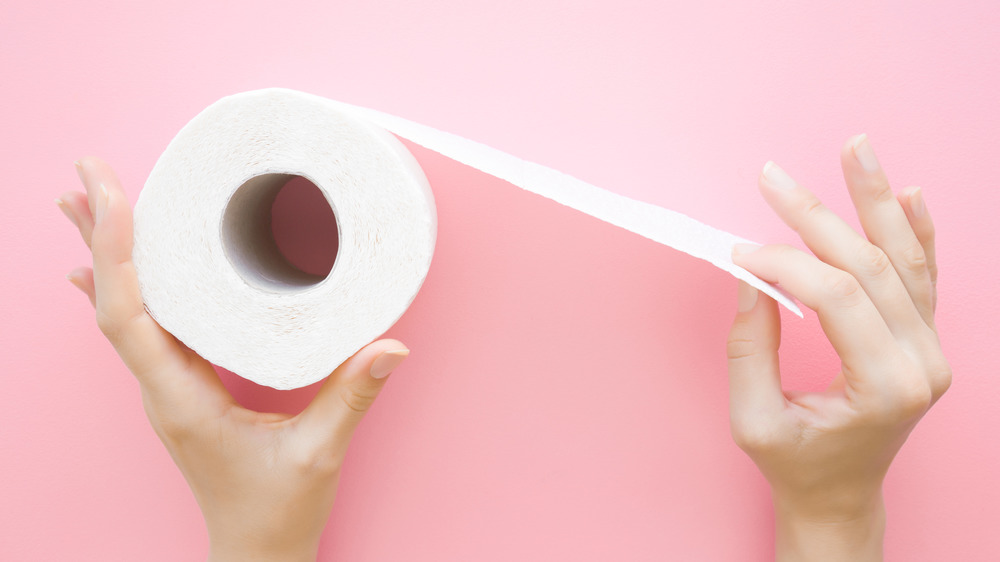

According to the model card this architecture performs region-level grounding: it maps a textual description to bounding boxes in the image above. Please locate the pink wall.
[3,1,997,559]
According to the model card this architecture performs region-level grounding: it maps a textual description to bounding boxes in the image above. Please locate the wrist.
[200,502,328,562]
[207,532,319,562]
[773,491,885,562]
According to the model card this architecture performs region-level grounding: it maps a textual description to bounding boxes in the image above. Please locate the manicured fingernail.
[909,186,926,218]
[732,243,761,256]
[95,183,109,224]
[74,160,84,184]
[853,134,881,172]
[66,272,86,293]
[55,198,77,227]
[762,161,797,191]
[371,349,409,379]
[737,281,758,313]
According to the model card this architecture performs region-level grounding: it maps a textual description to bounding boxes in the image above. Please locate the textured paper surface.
[134,88,798,390]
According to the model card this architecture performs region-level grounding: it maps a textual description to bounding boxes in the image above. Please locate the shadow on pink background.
[2,1,997,560]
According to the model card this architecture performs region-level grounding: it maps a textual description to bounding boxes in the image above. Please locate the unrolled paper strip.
[133,88,799,390]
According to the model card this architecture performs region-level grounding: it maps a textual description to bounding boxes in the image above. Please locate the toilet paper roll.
[134,88,797,390]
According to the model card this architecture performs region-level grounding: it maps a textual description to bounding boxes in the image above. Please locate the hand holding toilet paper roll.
[133,88,797,390]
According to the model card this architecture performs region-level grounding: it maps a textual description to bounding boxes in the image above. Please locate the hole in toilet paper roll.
[221,174,339,291]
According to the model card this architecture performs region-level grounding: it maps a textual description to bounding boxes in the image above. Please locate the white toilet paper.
[134,88,797,390]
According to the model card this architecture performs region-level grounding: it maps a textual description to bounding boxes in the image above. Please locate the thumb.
[726,281,784,442]
[297,339,410,459]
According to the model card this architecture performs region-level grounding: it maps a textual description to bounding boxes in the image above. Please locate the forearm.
[773,493,885,562]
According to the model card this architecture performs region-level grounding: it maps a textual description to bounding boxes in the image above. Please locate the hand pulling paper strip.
[133,88,799,390]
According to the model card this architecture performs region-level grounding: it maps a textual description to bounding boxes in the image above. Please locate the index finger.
[733,244,898,390]
[77,157,190,390]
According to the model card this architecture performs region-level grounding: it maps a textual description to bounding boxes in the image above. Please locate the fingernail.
[55,198,77,227]
[74,160,84,184]
[732,243,761,257]
[66,272,86,294]
[95,183,109,224]
[853,134,881,173]
[371,349,409,379]
[737,281,758,313]
[761,161,797,191]
[909,186,926,218]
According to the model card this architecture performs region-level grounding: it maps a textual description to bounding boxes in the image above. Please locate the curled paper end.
[134,88,800,389]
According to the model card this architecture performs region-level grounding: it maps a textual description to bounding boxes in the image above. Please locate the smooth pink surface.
[2,1,997,559]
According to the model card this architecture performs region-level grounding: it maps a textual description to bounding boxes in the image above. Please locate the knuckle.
[726,333,758,362]
[920,220,937,243]
[927,359,953,399]
[855,243,893,279]
[800,195,826,220]
[291,445,342,476]
[899,383,933,416]
[887,377,933,418]
[796,197,826,229]
[772,244,798,259]
[899,242,928,276]
[144,403,199,445]
[339,385,379,415]
[156,417,196,442]
[824,270,864,304]
[95,310,122,342]
[870,181,896,204]
[730,419,780,453]
[851,404,888,427]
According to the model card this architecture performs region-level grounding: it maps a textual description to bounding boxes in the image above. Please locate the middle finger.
[756,161,925,340]
[841,135,935,327]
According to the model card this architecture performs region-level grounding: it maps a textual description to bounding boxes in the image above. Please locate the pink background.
[2,1,997,559]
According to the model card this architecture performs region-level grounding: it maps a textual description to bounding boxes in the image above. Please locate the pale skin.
[58,157,410,562]
[728,134,950,560]
[58,135,948,560]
